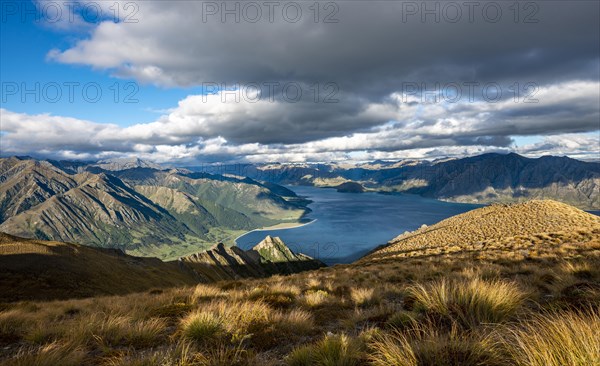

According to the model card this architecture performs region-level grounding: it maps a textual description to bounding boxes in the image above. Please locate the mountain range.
[1,153,598,262]
[225,153,600,209]
[0,157,308,259]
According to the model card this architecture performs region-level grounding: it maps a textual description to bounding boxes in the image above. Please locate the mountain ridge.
[0,232,323,302]
[233,153,600,209]
[362,199,600,264]
[0,157,309,259]
[180,235,325,282]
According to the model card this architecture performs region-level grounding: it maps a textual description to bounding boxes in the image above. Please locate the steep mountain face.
[362,199,600,264]
[115,169,305,223]
[235,153,600,209]
[0,158,309,259]
[180,236,325,282]
[0,172,192,254]
[0,158,78,222]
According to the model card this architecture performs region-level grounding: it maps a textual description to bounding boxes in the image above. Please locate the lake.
[236,186,482,265]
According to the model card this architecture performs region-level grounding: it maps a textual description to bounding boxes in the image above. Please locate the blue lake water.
[236,186,482,265]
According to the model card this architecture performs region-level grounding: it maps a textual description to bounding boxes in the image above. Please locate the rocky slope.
[0,158,78,222]
[180,235,325,282]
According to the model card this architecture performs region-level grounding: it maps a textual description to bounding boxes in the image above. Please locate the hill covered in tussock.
[0,232,197,302]
[363,200,600,263]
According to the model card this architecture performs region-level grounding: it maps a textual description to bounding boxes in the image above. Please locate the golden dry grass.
[406,277,526,327]
[365,200,600,263]
[1,200,599,364]
[501,309,600,366]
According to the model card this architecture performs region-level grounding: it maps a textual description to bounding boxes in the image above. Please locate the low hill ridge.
[0,233,325,301]
[0,232,197,302]
[363,199,600,263]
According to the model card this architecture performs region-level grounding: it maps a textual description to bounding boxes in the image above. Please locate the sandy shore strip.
[234,219,318,244]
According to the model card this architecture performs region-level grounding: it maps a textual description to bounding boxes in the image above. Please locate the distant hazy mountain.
[232,153,599,209]
[92,157,165,171]
[0,157,308,259]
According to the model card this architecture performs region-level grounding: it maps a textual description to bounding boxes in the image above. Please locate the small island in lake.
[335,181,365,193]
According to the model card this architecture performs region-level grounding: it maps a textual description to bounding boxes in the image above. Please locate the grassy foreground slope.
[0,233,324,303]
[1,200,599,365]
[0,233,197,302]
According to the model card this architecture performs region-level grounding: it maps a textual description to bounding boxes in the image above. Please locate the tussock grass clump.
[368,332,417,366]
[344,305,395,330]
[562,262,596,280]
[302,290,331,307]
[287,334,364,366]
[5,342,86,366]
[181,311,224,344]
[247,287,297,308]
[350,288,380,307]
[369,325,505,366]
[0,310,35,344]
[191,284,227,302]
[211,300,272,332]
[386,311,417,330]
[24,324,65,345]
[149,302,194,319]
[407,278,526,327]
[501,310,600,366]
[179,299,314,351]
[86,315,167,348]
[279,309,314,334]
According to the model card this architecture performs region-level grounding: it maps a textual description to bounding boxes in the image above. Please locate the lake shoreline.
[235,185,482,264]
[234,219,318,244]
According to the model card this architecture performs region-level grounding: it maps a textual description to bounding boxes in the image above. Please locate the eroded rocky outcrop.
[179,236,326,282]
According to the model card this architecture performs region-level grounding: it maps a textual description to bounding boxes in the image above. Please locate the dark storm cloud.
[2,0,597,161]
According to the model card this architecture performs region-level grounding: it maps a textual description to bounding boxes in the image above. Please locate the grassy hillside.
[0,233,324,303]
[365,200,600,263]
[1,200,598,365]
[0,233,197,302]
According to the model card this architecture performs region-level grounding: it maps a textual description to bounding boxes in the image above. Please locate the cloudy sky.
[1,0,599,163]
